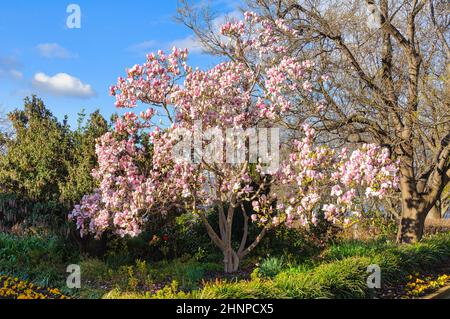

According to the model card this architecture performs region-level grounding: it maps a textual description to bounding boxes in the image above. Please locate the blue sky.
[0,0,242,127]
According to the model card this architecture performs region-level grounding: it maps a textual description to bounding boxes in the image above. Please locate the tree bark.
[397,202,426,244]
[396,168,427,243]
[202,200,269,273]
[223,249,240,273]
[426,201,442,221]
[397,139,450,243]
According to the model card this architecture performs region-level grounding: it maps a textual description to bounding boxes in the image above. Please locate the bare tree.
[0,107,7,129]
[0,106,11,155]
[178,0,450,243]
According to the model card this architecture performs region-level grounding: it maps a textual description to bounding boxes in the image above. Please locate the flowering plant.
[70,12,399,272]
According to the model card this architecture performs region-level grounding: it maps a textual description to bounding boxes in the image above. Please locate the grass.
[146,232,450,299]
[319,238,394,261]
[1,231,450,299]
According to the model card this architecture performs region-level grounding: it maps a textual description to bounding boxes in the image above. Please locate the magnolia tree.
[70,13,399,272]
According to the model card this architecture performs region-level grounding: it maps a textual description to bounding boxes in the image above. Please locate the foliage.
[1,231,450,299]
[102,289,149,299]
[258,256,286,278]
[78,258,110,284]
[66,255,222,298]
[0,233,78,288]
[60,110,110,206]
[0,193,67,234]
[338,213,398,241]
[0,96,71,202]
[152,259,222,290]
[114,209,337,266]
[0,96,110,234]
[256,215,340,262]
[320,239,395,261]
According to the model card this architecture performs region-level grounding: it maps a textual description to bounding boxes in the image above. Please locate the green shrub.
[305,257,370,298]
[152,259,222,290]
[256,220,338,262]
[0,233,77,287]
[274,272,328,299]
[107,232,450,300]
[0,97,111,237]
[258,256,286,278]
[150,281,192,299]
[79,258,110,284]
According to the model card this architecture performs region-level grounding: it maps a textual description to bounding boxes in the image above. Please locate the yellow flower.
[0,275,70,300]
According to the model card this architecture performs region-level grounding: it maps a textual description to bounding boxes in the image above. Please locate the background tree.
[0,96,110,234]
[177,0,450,243]
[0,96,71,202]
[0,107,10,158]
[60,110,110,206]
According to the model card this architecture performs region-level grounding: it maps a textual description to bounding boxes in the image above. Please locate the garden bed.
[102,232,450,299]
[0,275,69,299]
[2,232,450,299]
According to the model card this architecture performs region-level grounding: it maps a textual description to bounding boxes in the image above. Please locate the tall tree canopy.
[177,0,450,243]
[0,96,72,202]
[0,96,110,231]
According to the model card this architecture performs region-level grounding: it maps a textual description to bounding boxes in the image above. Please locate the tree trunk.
[396,176,427,244]
[425,201,441,222]
[223,249,240,273]
[201,201,268,273]
[397,205,426,244]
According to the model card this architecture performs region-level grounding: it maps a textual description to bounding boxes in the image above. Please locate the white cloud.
[170,35,204,54]
[36,43,78,59]
[0,55,23,80]
[32,72,95,98]
[9,69,23,80]
[126,40,158,56]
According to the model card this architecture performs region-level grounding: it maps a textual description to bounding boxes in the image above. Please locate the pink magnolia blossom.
[70,11,399,248]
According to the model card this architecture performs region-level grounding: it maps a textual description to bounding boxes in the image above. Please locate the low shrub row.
[0,233,78,290]
[147,233,450,299]
[2,231,450,299]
